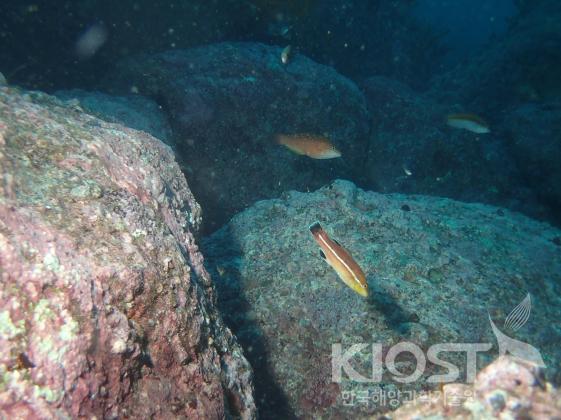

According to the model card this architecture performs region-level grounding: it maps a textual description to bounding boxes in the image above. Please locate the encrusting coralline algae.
[0,86,256,419]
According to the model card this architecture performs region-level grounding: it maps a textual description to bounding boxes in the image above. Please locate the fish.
[266,22,293,39]
[402,164,412,176]
[75,23,108,59]
[276,134,341,159]
[281,45,292,65]
[309,222,368,297]
[447,113,490,134]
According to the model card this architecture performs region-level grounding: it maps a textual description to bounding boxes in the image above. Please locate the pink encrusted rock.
[388,356,561,419]
[0,86,255,419]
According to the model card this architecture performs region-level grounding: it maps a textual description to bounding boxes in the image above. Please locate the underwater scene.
[1,0,561,418]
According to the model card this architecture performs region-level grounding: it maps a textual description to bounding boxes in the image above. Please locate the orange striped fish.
[309,222,368,297]
[276,134,341,159]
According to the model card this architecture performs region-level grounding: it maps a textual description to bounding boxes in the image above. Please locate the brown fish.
[309,222,368,297]
[276,134,341,159]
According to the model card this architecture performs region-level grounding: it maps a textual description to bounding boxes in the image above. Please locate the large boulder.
[500,101,561,226]
[103,42,370,232]
[202,179,561,418]
[360,76,550,222]
[0,86,255,418]
[55,89,173,144]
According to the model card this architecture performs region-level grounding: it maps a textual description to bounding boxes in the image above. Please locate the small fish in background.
[281,45,292,65]
[267,22,293,39]
[402,164,412,176]
[447,113,491,134]
[309,222,368,297]
[0,72,6,86]
[276,134,341,159]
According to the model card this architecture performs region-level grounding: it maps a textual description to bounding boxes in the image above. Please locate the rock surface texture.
[55,89,173,145]
[500,101,561,226]
[362,78,515,200]
[103,42,370,232]
[389,356,561,419]
[203,179,561,418]
[0,87,255,419]
[413,2,561,228]
[361,76,559,227]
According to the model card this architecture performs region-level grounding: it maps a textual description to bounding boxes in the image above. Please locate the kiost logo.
[332,293,545,384]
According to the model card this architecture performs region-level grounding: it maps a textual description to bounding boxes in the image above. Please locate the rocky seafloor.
[203,179,561,418]
[389,356,561,419]
[1,82,561,419]
[101,42,369,233]
[90,39,561,233]
[2,3,561,414]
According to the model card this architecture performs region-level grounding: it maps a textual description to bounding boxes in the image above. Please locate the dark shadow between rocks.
[202,229,296,419]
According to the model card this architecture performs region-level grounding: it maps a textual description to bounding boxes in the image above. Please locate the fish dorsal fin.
[319,250,326,259]
[333,239,341,246]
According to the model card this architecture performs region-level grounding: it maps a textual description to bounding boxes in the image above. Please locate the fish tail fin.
[275,134,285,145]
[309,221,323,235]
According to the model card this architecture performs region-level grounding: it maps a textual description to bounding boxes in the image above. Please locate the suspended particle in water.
[75,23,108,60]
